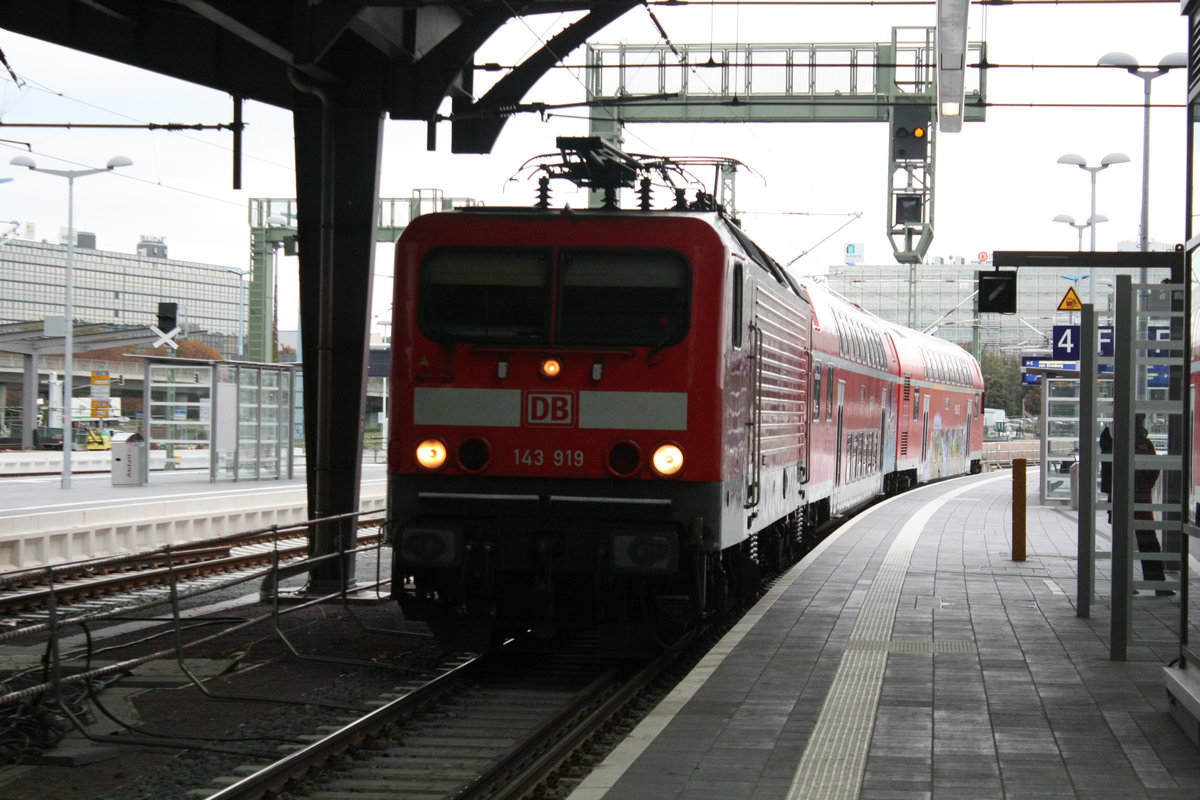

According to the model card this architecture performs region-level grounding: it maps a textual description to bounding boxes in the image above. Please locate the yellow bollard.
[1012,458,1026,561]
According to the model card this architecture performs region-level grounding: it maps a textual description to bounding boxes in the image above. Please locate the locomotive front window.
[557,251,689,347]
[420,249,550,343]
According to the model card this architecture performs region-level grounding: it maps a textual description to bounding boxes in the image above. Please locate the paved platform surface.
[0,454,388,572]
[570,470,1200,800]
[0,452,384,523]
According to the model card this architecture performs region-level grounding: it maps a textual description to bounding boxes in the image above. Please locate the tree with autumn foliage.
[149,340,226,360]
[83,340,225,362]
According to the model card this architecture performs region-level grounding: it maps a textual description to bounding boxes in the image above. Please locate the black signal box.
[977,271,1018,314]
[892,105,930,161]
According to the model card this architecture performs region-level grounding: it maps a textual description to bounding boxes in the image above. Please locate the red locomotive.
[388,140,984,649]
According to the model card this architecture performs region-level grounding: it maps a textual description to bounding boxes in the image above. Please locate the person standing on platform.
[1099,425,1113,514]
[1133,415,1172,596]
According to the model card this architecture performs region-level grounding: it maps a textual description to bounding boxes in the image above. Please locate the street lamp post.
[1053,213,1109,252]
[1098,51,1187,261]
[225,268,249,360]
[1057,152,1129,304]
[10,154,133,488]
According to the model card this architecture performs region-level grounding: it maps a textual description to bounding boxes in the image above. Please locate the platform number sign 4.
[1052,325,1115,363]
[1052,325,1079,361]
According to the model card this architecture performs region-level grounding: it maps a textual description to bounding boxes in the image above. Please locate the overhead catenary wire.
[2,69,291,171]
[787,211,863,265]
[0,143,246,209]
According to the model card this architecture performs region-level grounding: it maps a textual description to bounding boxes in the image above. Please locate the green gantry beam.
[585,27,987,264]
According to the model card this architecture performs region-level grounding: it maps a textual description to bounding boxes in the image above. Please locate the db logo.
[525,391,575,427]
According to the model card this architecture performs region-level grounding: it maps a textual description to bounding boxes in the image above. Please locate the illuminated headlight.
[651,443,684,476]
[398,527,461,566]
[540,357,562,379]
[612,531,678,574]
[415,438,447,470]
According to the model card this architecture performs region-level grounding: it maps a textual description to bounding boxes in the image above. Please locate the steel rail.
[456,651,675,800]
[201,653,485,800]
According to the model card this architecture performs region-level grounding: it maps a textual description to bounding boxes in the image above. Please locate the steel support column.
[292,89,383,594]
[21,352,37,451]
[1077,303,1097,617]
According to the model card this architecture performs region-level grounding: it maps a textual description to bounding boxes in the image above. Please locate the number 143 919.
[514,448,585,468]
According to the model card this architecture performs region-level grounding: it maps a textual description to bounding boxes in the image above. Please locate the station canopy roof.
[0,321,172,356]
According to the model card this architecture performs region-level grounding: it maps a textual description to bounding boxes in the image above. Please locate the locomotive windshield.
[420,249,551,343]
[558,251,688,347]
[419,247,690,348]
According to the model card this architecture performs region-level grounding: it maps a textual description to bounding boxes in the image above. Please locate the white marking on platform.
[565,475,1004,800]
[787,478,997,800]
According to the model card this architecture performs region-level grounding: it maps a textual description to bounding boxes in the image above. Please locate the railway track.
[0,519,383,631]
[0,508,817,797]
[193,536,817,800]
[198,641,673,800]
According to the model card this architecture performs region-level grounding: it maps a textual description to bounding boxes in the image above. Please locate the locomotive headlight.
[651,443,684,476]
[540,357,562,379]
[612,530,677,574]
[399,527,461,566]
[415,438,448,470]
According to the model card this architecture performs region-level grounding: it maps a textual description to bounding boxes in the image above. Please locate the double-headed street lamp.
[10,153,133,488]
[1053,213,1109,252]
[1057,152,1129,305]
[1098,51,1187,257]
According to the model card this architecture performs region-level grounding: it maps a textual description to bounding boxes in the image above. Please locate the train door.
[881,387,894,481]
[921,393,931,463]
[746,318,763,508]
[733,265,759,512]
[834,381,846,487]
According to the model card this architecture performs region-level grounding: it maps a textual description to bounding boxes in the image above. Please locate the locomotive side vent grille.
[900,431,909,457]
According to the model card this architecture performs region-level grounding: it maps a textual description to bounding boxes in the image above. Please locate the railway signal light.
[978,270,1018,314]
[891,105,930,161]
[895,194,923,224]
[157,301,177,333]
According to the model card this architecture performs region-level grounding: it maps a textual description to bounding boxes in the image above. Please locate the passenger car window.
[813,363,823,421]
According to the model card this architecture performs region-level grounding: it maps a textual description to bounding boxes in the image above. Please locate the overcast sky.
[0,2,1187,331]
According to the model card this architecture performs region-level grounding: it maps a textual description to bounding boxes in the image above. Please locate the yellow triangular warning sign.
[1057,286,1083,312]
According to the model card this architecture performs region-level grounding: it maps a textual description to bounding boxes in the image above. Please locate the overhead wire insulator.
[638,177,652,211]
[602,186,618,210]
[535,175,551,208]
[672,188,688,210]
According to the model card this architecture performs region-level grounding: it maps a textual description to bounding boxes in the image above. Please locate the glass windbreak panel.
[1048,419,1079,439]
[557,251,689,347]
[1048,400,1080,418]
[420,248,550,343]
